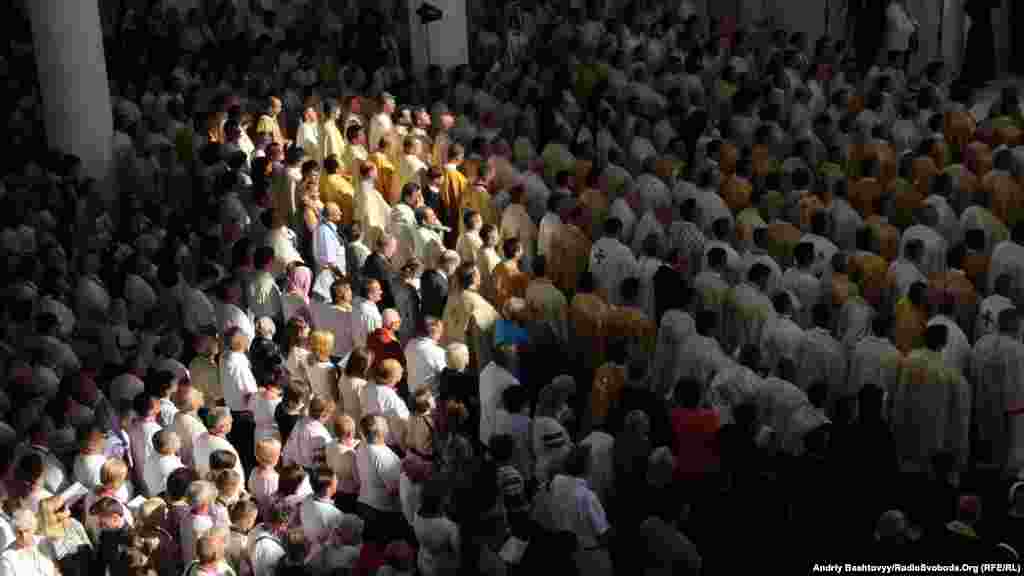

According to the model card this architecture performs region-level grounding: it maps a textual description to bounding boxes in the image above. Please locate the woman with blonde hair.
[36,496,92,576]
[304,330,338,402]
[339,347,374,422]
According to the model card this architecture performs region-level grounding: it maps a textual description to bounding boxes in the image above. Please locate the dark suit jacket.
[393,280,422,345]
[361,252,398,309]
[420,268,449,319]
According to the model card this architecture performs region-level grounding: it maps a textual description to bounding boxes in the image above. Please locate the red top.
[670,407,722,482]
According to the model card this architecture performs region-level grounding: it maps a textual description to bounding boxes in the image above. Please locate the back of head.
[925,323,948,351]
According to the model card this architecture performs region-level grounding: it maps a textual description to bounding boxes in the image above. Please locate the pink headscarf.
[287,265,312,306]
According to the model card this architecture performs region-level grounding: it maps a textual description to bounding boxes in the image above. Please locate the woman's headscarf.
[287,265,312,306]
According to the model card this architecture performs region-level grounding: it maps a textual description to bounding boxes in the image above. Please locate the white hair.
[255,316,277,339]
[12,508,37,532]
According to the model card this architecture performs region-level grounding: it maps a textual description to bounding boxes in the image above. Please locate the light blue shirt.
[314,221,346,275]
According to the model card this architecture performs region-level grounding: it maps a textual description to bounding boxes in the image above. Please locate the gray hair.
[255,316,277,339]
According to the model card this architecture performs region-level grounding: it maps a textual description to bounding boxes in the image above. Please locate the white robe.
[837,296,875,350]
[589,237,637,306]
[651,310,696,399]
[928,315,971,375]
[677,334,733,388]
[972,334,1024,470]
[760,314,806,373]
[795,327,847,397]
[848,335,903,403]
[388,203,418,270]
[708,365,762,425]
[608,198,637,246]
[900,225,948,278]
[977,294,1015,341]
[725,282,775,356]
[356,181,391,248]
[756,376,815,455]
[989,240,1024,299]
[893,349,970,470]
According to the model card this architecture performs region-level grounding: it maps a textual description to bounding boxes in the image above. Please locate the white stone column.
[27,0,114,183]
[407,0,469,78]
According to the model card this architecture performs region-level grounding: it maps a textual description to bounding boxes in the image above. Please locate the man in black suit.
[421,248,460,318]
[360,232,400,309]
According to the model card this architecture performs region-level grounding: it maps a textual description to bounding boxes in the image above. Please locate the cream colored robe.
[355,180,391,249]
[893,349,970,470]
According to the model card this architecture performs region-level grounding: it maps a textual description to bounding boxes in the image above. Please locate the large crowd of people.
[4,0,1024,574]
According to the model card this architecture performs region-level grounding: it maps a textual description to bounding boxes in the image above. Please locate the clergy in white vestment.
[651,291,696,399]
[298,106,321,164]
[892,324,970,471]
[989,226,1024,300]
[398,137,428,190]
[928,297,972,376]
[678,311,734,387]
[501,187,538,273]
[707,346,764,425]
[608,196,638,247]
[355,164,392,250]
[320,99,346,165]
[388,182,423,270]
[738,228,783,295]
[899,207,948,278]
[800,212,839,279]
[795,304,847,401]
[782,243,823,328]
[972,309,1024,471]
[693,248,731,339]
[755,359,818,455]
[724,263,776,356]
[977,275,1016,341]
[634,233,664,321]
[847,316,904,404]
[590,218,637,306]
[837,293,875,350]
[633,160,671,213]
[248,247,284,327]
[369,93,396,155]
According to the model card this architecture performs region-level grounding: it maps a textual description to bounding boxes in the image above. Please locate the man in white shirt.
[356,416,402,518]
[590,218,637,306]
[0,509,58,576]
[214,276,250,337]
[300,467,345,547]
[220,326,258,473]
[283,397,335,472]
[127,393,163,495]
[173,387,207,468]
[404,316,447,397]
[352,278,384,348]
[143,429,183,497]
[249,501,291,576]
[193,408,244,480]
[479,344,521,448]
